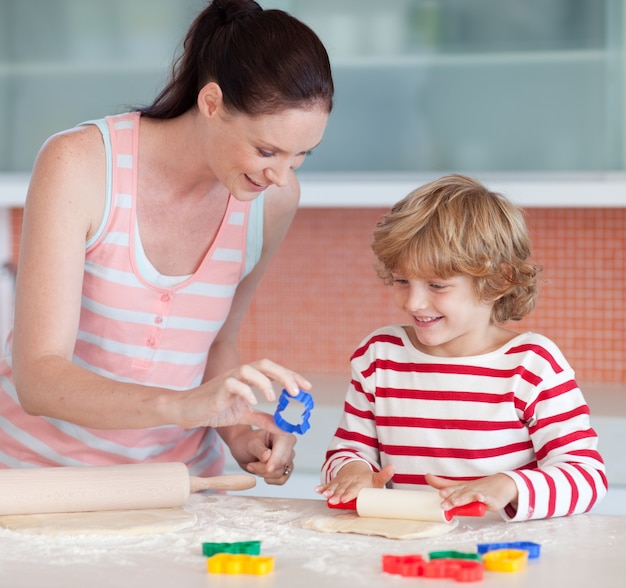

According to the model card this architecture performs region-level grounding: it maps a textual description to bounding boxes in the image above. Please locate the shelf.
[297,172,626,208]
[1,172,625,209]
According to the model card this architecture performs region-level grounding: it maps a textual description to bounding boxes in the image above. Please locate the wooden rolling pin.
[328,488,486,523]
[0,462,256,516]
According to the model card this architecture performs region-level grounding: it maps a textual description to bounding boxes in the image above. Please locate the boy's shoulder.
[504,331,572,374]
[360,324,407,347]
[350,325,409,362]
[505,331,564,355]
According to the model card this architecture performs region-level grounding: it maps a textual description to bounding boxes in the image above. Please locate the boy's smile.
[392,273,507,357]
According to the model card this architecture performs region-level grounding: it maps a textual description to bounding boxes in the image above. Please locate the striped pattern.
[322,325,607,521]
[0,112,251,476]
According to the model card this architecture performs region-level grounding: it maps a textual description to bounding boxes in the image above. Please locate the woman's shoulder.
[37,123,105,171]
[27,123,107,231]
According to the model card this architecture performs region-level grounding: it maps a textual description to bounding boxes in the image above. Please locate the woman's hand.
[221,426,296,485]
[425,472,518,512]
[172,358,311,430]
[315,462,395,505]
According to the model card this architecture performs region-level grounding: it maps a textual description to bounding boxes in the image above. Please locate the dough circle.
[0,508,197,536]
[301,513,458,540]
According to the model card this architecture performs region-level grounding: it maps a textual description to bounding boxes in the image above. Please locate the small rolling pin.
[328,488,486,523]
[0,462,256,516]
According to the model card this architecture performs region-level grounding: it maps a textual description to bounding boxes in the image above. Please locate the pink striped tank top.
[0,112,257,475]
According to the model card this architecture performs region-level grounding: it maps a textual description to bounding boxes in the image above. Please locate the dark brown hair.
[141,0,333,118]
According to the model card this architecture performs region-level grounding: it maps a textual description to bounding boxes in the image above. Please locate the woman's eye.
[258,149,274,158]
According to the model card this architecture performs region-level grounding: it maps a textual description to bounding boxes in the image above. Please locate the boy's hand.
[315,462,395,505]
[425,472,518,512]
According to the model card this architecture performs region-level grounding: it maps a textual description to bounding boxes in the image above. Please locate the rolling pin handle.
[189,474,257,493]
[444,501,487,521]
[326,498,358,511]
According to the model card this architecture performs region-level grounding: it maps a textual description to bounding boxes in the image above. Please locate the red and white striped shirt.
[322,325,607,521]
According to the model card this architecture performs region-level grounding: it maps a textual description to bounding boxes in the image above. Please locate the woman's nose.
[265,162,291,187]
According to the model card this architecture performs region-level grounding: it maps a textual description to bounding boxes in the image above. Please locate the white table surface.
[1,493,625,588]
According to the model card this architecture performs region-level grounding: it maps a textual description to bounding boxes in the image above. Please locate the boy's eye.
[258,149,274,158]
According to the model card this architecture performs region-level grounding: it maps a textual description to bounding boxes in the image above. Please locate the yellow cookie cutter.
[207,553,275,575]
[483,548,528,573]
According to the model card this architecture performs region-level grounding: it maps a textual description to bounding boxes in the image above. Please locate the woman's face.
[209,104,328,201]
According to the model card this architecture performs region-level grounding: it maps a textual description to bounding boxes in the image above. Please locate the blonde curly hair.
[372,174,541,323]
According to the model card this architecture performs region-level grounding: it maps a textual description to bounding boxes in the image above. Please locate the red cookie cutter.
[382,554,484,583]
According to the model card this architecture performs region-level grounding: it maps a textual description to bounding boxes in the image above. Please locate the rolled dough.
[301,513,458,540]
[0,508,197,536]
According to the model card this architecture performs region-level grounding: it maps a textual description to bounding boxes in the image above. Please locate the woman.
[0,0,333,485]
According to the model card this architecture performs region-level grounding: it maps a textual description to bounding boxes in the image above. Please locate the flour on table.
[301,513,458,540]
[0,508,197,536]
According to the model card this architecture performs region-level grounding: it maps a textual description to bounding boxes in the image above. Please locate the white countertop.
[1,494,625,587]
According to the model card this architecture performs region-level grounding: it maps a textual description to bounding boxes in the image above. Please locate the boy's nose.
[406,286,428,311]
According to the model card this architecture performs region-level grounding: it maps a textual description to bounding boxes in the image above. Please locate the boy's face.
[391,273,497,357]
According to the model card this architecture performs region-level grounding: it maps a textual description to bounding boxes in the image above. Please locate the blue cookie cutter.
[273,389,314,434]
[477,541,541,559]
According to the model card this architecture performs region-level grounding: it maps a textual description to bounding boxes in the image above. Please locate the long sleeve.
[321,373,382,483]
[501,358,607,520]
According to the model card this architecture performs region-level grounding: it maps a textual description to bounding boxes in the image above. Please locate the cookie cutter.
[206,553,274,575]
[482,548,528,573]
[423,559,484,582]
[477,541,541,559]
[382,554,483,582]
[429,550,482,562]
[273,389,314,434]
[201,540,261,557]
[382,554,425,576]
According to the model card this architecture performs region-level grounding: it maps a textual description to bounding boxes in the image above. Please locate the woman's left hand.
[222,425,296,485]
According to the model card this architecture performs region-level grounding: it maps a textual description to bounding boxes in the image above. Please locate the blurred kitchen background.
[0,1,624,511]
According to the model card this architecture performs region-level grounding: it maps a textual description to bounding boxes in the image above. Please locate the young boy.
[318,174,607,521]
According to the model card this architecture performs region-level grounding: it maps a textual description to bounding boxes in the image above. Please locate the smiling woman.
[0,0,334,493]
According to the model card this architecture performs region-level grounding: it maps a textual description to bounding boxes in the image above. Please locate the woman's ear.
[197,82,223,118]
